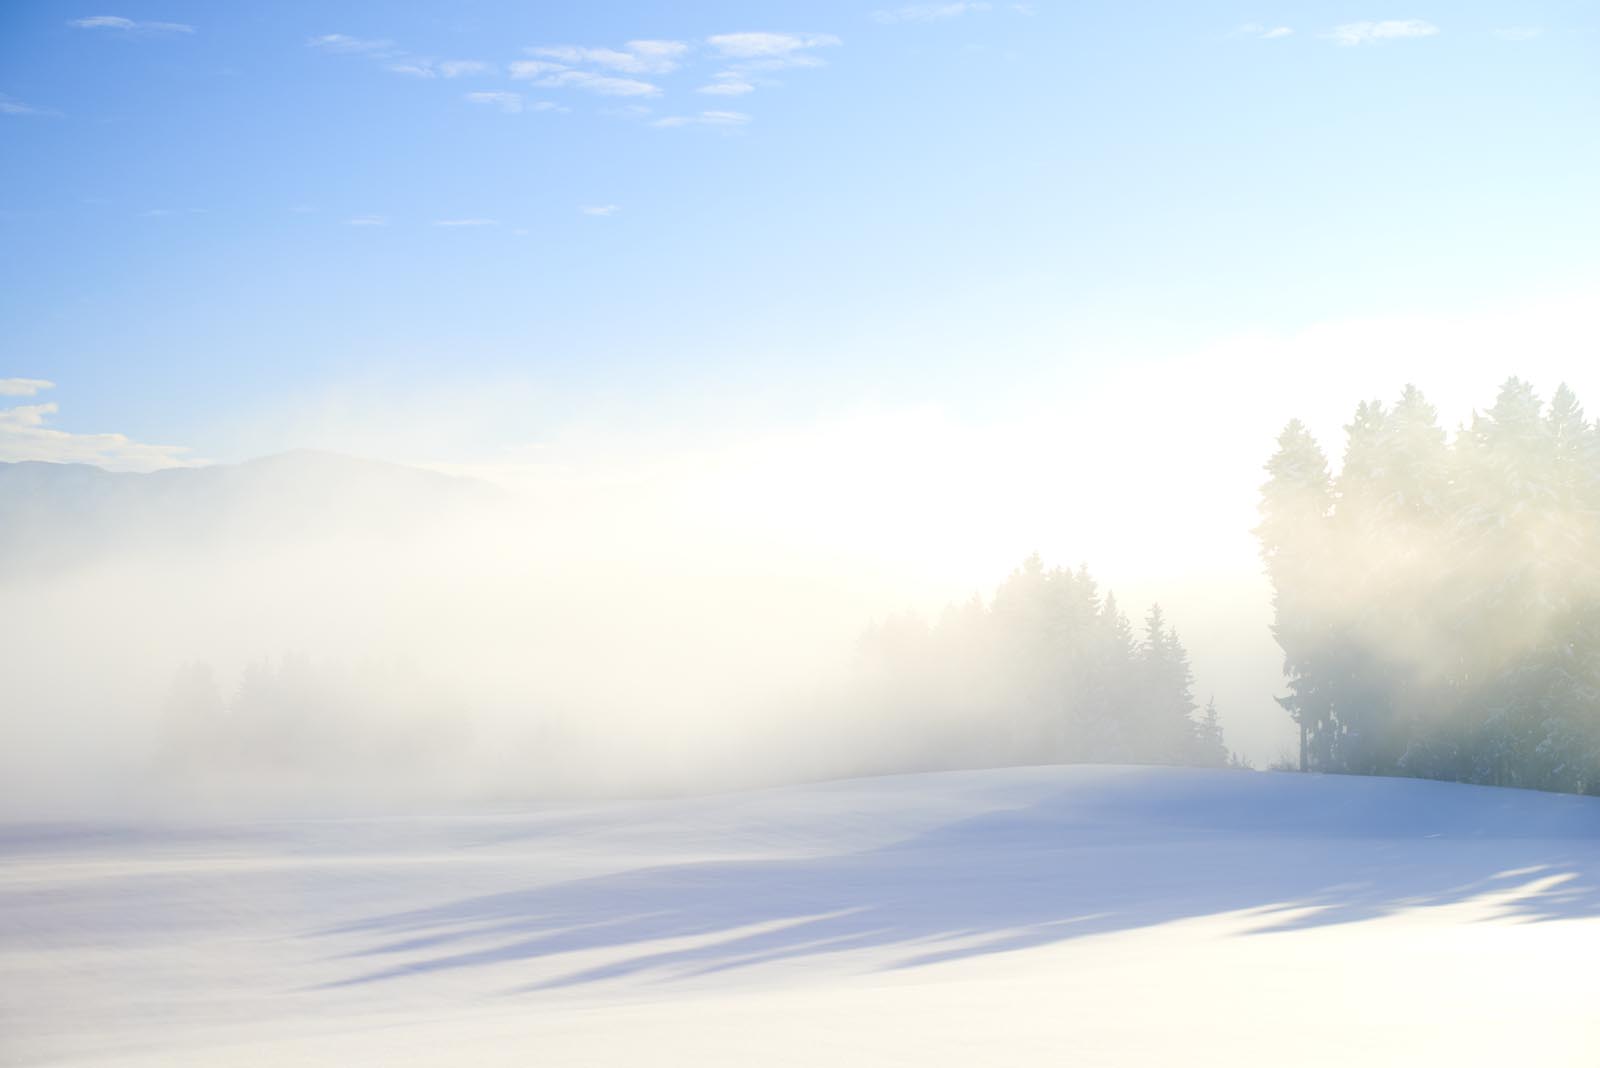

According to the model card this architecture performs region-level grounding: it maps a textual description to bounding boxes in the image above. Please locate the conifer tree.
[1257,419,1334,771]
[1195,697,1229,768]
[852,559,1225,773]
[1259,380,1600,795]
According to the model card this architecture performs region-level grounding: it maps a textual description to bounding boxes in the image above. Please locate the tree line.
[157,379,1598,796]
[854,554,1232,771]
[1259,378,1600,793]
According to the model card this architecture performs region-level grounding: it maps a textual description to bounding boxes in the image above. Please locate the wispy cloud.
[627,40,690,67]
[1325,19,1439,46]
[306,34,396,55]
[138,207,207,218]
[0,378,53,397]
[1,94,56,117]
[1493,26,1541,41]
[1232,23,1294,40]
[511,66,661,96]
[463,90,565,115]
[346,215,389,227]
[707,32,841,60]
[432,218,498,227]
[872,3,990,24]
[525,40,688,75]
[544,70,661,96]
[0,390,196,471]
[507,60,565,78]
[389,58,497,78]
[653,110,752,129]
[580,204,620,216]
[68,15,193,34]
[309,31,502,89]
[438,59,494,77]
[464,90,525,114]
[697,74,756,96]
[309,26,836,124]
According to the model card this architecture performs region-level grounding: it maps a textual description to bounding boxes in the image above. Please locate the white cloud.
[529,45,642,69]
[346,215,389,227]
[68,15,193,34]
[1232,23,1293,39]
[707,32,841,59]
[432,218,497,227]
[0,399,195,471]
[0,378,53,397]
[697,76,756,96]
[601,103,654,119]
[737,54,828,72]
[653,110,752,128]
[526,40,688,75]
[580,204,620,216]
[872,3,991,24]
[310,32,498,89]
[1325,19,1439,46]
[438,60,495,77]
[628,40,690,63]
[306,34,395,54]
[464,90,525,114]
[508,60,566,78]
[70,14,135,28]
[1,95,53,117]
[1493,26,1541,41]
[390,58,497,78]
[387,61,435,78]
[517,69,662,97]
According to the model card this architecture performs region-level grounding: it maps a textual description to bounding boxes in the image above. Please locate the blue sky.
[2,1,1598,467]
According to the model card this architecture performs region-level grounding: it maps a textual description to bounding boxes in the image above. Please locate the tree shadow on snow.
[312,768,1600,993]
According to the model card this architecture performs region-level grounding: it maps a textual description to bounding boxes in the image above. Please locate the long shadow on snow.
[315,768,1600,991]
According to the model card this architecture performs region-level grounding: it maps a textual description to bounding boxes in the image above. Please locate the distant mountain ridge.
[0,450,497,577]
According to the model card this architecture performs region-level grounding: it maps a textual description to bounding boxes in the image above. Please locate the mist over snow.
[0,419,1257,816]
[0,450,900,813]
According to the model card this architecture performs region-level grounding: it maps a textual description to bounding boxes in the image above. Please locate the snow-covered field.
[3,766,1598,1066]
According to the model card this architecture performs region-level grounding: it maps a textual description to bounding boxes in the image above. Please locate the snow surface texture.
[2,766,1598,1066]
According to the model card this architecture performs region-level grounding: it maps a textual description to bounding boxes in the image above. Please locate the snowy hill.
[2,765,1598,1066]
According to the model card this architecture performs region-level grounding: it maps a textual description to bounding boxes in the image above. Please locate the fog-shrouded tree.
[1136,604,1199,764]
[854,557,1231,773]
[156,653,472,793]
[1259,379,1600,795]
[1196,697,1229,768]
[1255,419,1334,771]
[158,661,227,768]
